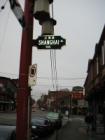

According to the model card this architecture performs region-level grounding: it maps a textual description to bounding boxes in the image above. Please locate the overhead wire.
[33,84,77,88]
[0,71,85,89]
[52,2,58,90]
[37,76,85,80]
[53,49,58,90]
[0,71,85,80]
[50,50,55,89]
[50,13,54,89]
[50,2,58,91]
[50,50,56,90]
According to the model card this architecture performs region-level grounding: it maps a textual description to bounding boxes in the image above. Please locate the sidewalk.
[62,116,69,126]
[56,116,105,140]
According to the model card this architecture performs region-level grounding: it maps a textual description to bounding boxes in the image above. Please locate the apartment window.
[90,65,93,81]
[96,57,99,74]
[102,44,105,65]
[102,45,104,65]
[104,41,105,64]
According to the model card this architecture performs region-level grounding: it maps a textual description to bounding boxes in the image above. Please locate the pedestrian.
[65,110,70,119]
[85,112,94,133]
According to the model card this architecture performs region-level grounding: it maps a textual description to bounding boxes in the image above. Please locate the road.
[0,112,105,140]
[0,112,16,125]
[0,110,49,125]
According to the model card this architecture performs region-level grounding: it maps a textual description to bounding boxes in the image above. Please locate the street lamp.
[33,0,53,21]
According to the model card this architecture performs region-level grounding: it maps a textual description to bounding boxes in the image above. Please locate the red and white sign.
[28,64,37,87]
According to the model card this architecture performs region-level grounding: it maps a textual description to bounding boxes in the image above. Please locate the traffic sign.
[28,64,37,87]
[34,35,66,49]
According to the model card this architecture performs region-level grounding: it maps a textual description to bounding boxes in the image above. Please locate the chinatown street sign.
[34,35,66,49]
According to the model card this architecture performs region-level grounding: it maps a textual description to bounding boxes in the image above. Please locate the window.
[96,57,99,74]
[102,44,105,65]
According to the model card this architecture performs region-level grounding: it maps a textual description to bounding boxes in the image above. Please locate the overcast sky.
[0,0,105,100]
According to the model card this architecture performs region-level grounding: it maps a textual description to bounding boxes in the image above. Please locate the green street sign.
[34,35,66,49]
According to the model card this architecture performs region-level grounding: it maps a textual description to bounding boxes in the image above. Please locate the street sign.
[34,35,66,49]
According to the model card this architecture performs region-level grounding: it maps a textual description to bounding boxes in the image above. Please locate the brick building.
[38,87,86,115]
[84,25,105,133]
[0,76,17,111]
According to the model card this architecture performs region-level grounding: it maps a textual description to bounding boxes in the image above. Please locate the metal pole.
[16,0,33,139]
[70,93,72,116]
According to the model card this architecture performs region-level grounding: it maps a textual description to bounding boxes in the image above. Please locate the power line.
[32,84,83,88]
[37,76,85,80]
[50,3,55,90]
[0,71,19,77]
[50,50,58,90]
[49,2,58,91]
[0,71,85,80]
[50,50,55,89]
[53,50,58,90]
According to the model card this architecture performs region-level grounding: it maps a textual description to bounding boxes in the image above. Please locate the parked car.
[0,125,16,140]
[0,124,38,140]
[40,108,46,111]
[46,112,62,129]
[31,117,54,137]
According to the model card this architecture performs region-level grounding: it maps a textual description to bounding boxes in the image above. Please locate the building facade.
[38,87,86,115]
[0,77,17,111]
[84,26,105,133]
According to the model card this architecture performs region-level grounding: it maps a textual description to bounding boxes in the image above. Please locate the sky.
[0,0,105,100]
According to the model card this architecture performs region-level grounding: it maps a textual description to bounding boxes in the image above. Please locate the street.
[0,112,105,140]
[0,112,16,125]
[0,110,47,125]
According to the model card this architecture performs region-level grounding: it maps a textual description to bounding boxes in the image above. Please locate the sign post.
[16,0,33,140]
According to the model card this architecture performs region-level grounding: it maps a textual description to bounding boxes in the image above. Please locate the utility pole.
[69,93,72,116]
[16,0,33,140]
